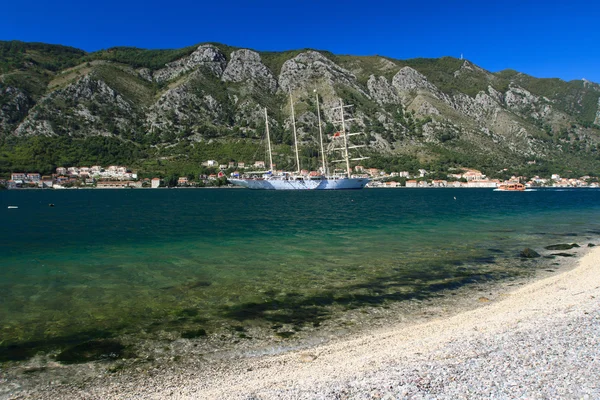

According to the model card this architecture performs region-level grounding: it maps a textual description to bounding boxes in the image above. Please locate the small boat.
[496,183,526,191]
[7,206,18,209]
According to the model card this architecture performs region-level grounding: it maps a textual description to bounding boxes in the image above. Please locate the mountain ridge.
[1,40,600,179]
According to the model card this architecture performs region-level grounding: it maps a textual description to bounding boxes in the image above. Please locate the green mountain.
[1,40,600,179]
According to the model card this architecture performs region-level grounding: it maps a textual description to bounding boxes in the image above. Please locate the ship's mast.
[328,100,369,176]
[264,108,274,171]
[339,100,351,176]
[289,90,301,174]
[314,90,327,175]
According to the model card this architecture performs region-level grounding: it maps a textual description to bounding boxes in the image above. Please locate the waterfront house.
[11,173,26,181]
[97,181,132,188]
[177,177,189,186]
[237,162,246,169]
[406,180,418,188]
[254,161,266,169]
[56,167,67,175]
[27,173,41,183]
[151,178,161,188]
[462,169,485,181]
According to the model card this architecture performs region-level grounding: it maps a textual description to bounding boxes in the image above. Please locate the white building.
[202,160,218,167]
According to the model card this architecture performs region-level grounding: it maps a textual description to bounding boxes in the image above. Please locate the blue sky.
[3,0,599,82]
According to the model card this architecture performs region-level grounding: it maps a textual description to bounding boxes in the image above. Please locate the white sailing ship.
[229,93,370,190]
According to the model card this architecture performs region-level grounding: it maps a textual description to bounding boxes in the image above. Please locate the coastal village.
[2,160,599,189]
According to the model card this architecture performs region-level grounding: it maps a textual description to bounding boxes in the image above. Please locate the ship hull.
[315,177,370,190]
[229,177,369,190]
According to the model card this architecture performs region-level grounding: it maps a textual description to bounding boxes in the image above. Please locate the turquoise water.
[1,188,600,362]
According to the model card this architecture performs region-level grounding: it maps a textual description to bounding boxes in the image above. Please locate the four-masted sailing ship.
[229,92,370,190]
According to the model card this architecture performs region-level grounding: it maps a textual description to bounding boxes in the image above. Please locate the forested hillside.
[1,40,600,179]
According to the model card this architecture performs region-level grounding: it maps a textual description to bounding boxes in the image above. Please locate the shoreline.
[5,186,600,190]
[4,243,599,399]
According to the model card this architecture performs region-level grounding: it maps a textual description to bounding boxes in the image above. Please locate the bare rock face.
[392,67,439,95]
[148,80,224,133]
[594,97,600,126]
[222,49,277,93]
[153,45,227,83]
[16,75,135,136]
[487,85,505,104]
[0,86,33,134]
[367,75,400,105]
[136,68,153,82]
[15,118,56,137]
[504,84,551,120]
[451,91,501,123]
[63,75,132,111]
[417,100,440,116]
[278,51,363,95]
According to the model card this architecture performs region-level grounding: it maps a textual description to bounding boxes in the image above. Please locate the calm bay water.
[1,188,600,361]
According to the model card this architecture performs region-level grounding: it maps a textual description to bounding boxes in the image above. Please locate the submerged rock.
[544,243,579,250]
[552,253,575,257]
[181,328,207,339]
[56,340,126,364]
[520,248,541,258]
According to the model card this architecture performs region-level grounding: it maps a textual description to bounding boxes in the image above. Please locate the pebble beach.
[4,244,599,399]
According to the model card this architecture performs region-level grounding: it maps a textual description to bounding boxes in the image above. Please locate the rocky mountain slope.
[1,40,600,177]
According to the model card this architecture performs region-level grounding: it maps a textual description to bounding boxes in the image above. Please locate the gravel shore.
[4,246,600,399]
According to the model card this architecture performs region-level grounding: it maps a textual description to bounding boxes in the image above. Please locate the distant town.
[2,160,599,189]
